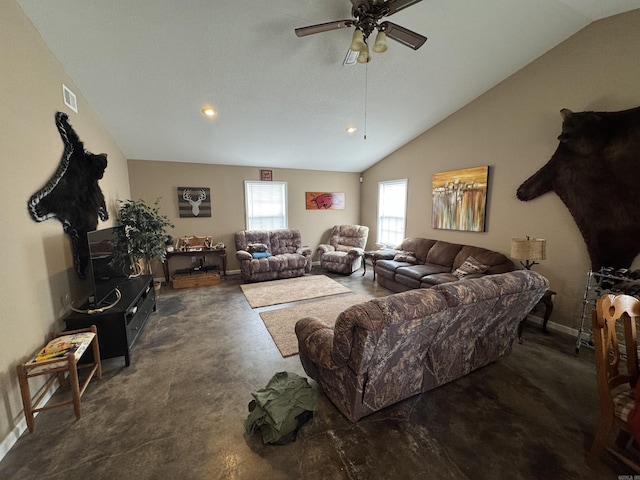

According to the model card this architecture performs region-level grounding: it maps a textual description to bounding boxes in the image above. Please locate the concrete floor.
[0,269,629,479]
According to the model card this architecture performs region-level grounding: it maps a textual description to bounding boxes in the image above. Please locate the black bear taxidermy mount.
[517,106,640,270]
[28,112,109,278]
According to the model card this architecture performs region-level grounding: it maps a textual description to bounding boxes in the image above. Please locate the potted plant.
[117,198,174,278]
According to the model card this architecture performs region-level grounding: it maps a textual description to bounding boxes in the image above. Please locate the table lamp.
[510,236,546,270]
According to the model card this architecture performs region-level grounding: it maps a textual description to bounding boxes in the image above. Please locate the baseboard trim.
[525,313,578,337]
[0,381,59,462]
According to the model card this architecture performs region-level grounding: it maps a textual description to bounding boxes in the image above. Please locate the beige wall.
[3,0,639,457]
[127,160,361,275]
[0,0,131,448]
[361,9,640,332]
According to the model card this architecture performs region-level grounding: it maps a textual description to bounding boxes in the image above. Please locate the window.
[377,179,407,247]
[244,181,288,230]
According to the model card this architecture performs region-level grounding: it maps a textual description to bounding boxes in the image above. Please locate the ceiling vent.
[62,84,77,113]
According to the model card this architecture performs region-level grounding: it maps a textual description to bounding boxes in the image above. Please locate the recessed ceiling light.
[202,106,217,117]
[346,125,357,135]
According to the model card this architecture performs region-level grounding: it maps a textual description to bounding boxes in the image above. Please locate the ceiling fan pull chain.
[364,62,368,140]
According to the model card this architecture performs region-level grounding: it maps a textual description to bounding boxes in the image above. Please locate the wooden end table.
[363,249,397,280]
[518,289,557,343]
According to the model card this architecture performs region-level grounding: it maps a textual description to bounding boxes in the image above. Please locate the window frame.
[244,180,288,230]
[377,179,408,248]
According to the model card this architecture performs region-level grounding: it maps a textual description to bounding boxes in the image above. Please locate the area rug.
[240,275,351,308]
[260,294,372,357]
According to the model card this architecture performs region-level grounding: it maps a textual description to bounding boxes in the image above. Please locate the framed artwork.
[260,169,272,181]
[305,192,345,210]
[178,187,211,217]
[432,166,488,232]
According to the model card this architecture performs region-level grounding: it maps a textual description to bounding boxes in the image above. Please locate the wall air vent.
[62,84,77,113]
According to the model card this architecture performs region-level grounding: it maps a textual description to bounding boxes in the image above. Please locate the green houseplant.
[117,198,174,276]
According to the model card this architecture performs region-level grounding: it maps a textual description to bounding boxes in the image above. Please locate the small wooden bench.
[17,325,102,432]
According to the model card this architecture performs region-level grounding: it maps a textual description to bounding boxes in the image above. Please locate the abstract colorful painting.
[432,166,488,232]
[305,192,345,210]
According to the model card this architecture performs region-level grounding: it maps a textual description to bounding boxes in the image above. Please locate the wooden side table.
[163,246,227,283]
[17,325,102,432]
[362,249,397,280]
[518,290,556,343]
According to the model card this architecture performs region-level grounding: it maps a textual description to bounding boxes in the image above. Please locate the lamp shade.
[372,31,388,53]
[510,237,546,261]
[350,29,367,52]
[357,44,371,63]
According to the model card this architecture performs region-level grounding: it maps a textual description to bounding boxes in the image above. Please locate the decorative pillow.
[453,256,489,279]
[394,252,417,264]
[251,252,271,259]
[247,243,269,253]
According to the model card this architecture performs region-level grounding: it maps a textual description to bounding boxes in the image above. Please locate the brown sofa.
[375,237,514,292]
[295,270,548,422]
[235,229,312,282]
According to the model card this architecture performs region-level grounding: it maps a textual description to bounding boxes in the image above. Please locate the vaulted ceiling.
[17,0,640,172]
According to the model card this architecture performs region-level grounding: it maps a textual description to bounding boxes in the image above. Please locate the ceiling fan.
[295,0,427,64]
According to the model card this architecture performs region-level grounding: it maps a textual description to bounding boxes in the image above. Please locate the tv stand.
[64,275,155,366]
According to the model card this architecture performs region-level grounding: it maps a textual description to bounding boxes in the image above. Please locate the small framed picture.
[261,169,272,181]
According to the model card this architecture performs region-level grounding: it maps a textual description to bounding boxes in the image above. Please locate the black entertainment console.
[64,275,156,366]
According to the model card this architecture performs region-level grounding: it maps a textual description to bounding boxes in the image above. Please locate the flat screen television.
[87,225,131,306]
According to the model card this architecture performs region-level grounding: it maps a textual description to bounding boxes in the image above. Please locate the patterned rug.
[239,275,351,308]
[259,294,372,357]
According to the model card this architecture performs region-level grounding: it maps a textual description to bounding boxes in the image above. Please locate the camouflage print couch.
[235,229,312,282]
[295,270,548,422]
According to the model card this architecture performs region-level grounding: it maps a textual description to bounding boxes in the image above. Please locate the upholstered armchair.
[317,225,369,275]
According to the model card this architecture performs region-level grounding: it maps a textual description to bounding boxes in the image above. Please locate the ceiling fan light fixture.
[349,29,367,52]
[372,31,388,53]
[346,125,357,135]
[357,44,371,63]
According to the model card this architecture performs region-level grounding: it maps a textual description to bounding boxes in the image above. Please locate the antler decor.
[183,189,207,216]
[65,288,122,314]
[178,187,211,218]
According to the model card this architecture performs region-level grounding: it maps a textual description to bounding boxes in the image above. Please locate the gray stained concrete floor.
[0,269,629,479]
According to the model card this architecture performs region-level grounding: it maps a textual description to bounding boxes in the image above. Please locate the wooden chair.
[17,325,102,432]
[588,293,640,470]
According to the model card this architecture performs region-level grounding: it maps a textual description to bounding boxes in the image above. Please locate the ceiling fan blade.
[295,20,353,37]
[385,0,423,16]
[381,21,427,50]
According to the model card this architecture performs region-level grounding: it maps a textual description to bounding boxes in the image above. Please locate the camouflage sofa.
[295,270,548,422]
[235,229,312,282]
